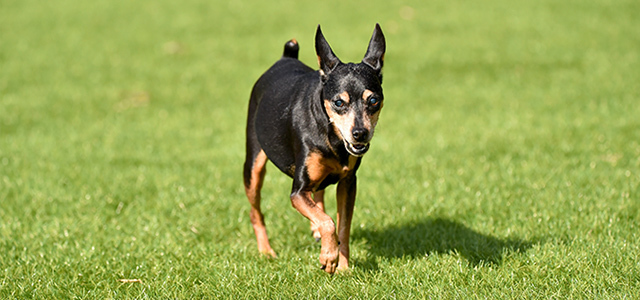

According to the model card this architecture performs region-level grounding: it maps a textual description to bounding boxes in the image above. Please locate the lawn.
[1,0,639,298]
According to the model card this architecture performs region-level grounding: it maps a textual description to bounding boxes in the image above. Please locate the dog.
[243,24,385,274]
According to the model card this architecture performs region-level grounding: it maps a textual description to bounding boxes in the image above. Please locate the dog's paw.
[259,247,277,258]
[336,262,350,272]
[319,239,339,274]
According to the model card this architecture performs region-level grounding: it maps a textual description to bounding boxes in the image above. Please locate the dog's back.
[246,41,320,176]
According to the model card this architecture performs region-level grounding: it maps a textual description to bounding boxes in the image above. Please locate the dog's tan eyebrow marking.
[362,89,374,100]
[338,91,350,103]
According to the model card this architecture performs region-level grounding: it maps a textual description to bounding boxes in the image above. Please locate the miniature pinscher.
[243,24,386,274]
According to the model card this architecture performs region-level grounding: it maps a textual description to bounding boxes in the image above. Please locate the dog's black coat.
[243,24,385,273]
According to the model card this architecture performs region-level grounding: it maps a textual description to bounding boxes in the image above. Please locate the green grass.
[1,0,639,298]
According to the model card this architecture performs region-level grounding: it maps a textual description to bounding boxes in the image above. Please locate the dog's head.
[316,24,386,157]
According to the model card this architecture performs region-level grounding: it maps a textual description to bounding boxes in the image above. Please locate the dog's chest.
[305,153,358,190]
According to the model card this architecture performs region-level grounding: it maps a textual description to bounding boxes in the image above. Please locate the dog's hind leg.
[243,95,277,259]
[243,148,275,257]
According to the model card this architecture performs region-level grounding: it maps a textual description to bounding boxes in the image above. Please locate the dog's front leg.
[290,189,339,273]
[310,189,326,241]
[336,173,356,271]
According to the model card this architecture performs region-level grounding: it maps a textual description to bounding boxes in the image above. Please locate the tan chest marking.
[305,152,358,188]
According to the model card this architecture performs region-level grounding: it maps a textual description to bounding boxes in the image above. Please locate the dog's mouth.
[345,141,370,157]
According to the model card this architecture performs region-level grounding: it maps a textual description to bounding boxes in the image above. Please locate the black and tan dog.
[243,24,385,274]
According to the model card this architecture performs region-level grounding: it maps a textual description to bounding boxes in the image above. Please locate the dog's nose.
[352,128,369,142]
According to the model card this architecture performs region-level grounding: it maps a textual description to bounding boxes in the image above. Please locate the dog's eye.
[368,97,380,107]
[334,99,345,108]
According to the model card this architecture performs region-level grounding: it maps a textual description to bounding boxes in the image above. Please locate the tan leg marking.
[336,178,356,271]
[291,190,339,273]
[311,190,326,241]
[297,151,349,273]
[302,152,361,272]
[244,150,276,257]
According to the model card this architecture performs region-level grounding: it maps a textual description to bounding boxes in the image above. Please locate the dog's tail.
[283,39,299,59]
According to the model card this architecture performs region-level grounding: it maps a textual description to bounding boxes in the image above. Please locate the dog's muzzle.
[345,141,369,157]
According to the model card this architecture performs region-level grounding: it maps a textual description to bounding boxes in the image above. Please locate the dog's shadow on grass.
[353,218,537,270]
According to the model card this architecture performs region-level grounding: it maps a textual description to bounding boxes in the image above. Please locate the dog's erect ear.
[315,25,341,78]
[362,23,386,72]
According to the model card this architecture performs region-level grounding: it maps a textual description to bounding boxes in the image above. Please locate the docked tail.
[283,39,299,59]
